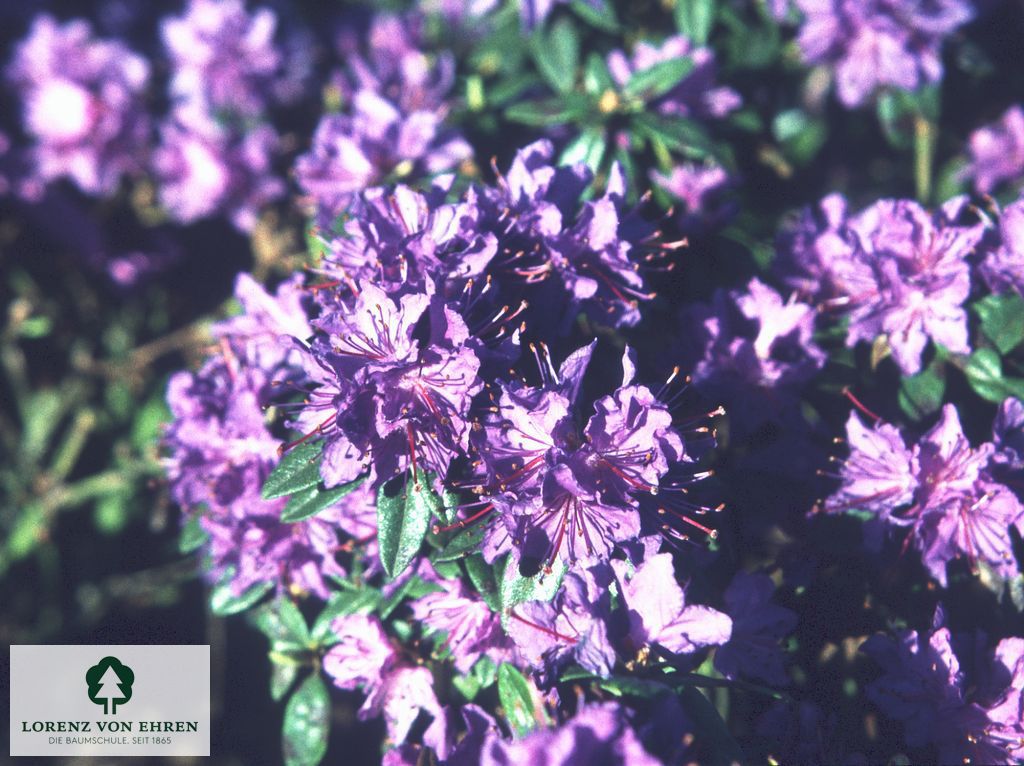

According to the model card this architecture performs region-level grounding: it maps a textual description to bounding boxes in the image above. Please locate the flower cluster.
[778,195,988,375]
[793,0,974,107]
[295,14,471,222]
[824,403,1024,586]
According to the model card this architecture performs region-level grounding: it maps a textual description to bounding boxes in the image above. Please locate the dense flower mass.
[778,195,987,375]
[794,0,974,107]
[862,611,1024,764]
[825,404,1024,585]
[7,14,150,195]
[295,14,470,218]
[12,0,1011,763]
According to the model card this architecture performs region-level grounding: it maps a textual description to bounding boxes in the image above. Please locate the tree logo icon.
[86,656,134,714]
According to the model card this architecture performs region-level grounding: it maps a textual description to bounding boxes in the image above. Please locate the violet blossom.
[295,14,470,219]
[967,104,1024,195]
[294,282,482,489]
[7,14,150,196]
[473,344,686,568]
[824,404,1024,586]
[161,0,298,119]
[862,613,1024,764]
[980,196,1024,296]
[794,0,974,108]
[612,552,732,656]
[778,196,986,376]
[714,571,798,687]
[478,703,661,766]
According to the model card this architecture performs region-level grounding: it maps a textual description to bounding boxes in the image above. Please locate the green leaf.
[531,17,580,94]
[433,522,488,563]
[377,470,440,579]
[497,664,539,738]
[379,575,443,620]
[178,512,210,554]
[598,676,673,699]
[676,686,745,766]
[623,56,695,101]
[964,349,1024,404]
[499,554,567,628]
[263,442,323,500]
[898,360,946,421]
[281,474,366,523]
[464,554,501,611]
[282,674,330,766]
[210,573,274,616]
[583,52,616,95]
[505,94,592,126]
[674,0,716,45]
[453,656,498,702]
[250,598,311,650]
[570,0,619,32]
[632,113,714,160]
[310,589,383,645]
[271,662,299,702]
[560,126,607,174]
[975,292,1024,355]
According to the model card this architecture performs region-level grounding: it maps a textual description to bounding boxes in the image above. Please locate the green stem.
[914,113,935,204]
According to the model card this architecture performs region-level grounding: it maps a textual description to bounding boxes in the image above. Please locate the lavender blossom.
[295,14,470,218]
[993,397,1024,471]
[295,282,481,489]
[324,613,444,745]
[778,196,986,375]
[7,14,150,196]
[506,562,616,678]
[794,0,974,107]
[411,575,512,673]
[161,0,297,119]
[980,196,1024,296]
[478,703,661,766]
[863,616,1024,764]
[153,105,284,232]
[613,552,732,655]
[967,105,1024,195]
[474,345,685,568]
[607,35,741,119]
[824,405,1024,586]
[714,571,798,687]
[164,356,344,599]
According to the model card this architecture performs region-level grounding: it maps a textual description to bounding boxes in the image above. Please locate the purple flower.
[714,571,798,687]
[613,552,731,655]
[213,273,311,371]
[479,703,661,766]
[794,0,974,107]
[506,562,616,678]
[863,615,1024,764]
[474,345,686,568]
[295,282,481,488]
[154,105,284,232]
[161,0,296,119]
[295,14,470,218]
[650,163,733,231]
[324,614,444,746]
[980,196,1024,296]
[7,14,150,196]
[967,105,1024,194]
[825,405,1024,586]
[824,411,919,519]
[688,278,826,393]
[411,576,510,674]
[779,196,986,375]
[607,36,741,119]
[993,397,1024,471]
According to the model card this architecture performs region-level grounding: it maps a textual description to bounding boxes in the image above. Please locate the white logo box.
[10,645,210,757]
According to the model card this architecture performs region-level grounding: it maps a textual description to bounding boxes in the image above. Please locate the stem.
[914,113,934,204]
